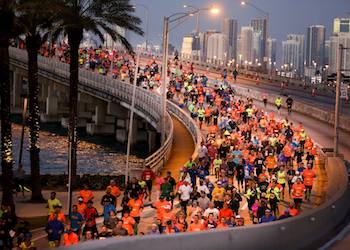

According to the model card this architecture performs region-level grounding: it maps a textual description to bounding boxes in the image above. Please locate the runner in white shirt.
[197,179,210,195]
[178,181,193,214]
[203,202,220,219]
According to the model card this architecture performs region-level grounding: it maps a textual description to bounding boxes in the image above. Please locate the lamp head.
[210,6,220,15]
[241,1,246,6]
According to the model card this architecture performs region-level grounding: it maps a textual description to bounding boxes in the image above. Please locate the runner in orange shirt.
[107,180,121,206]
[161,205,176,228]
[216,217,229,229]
[302,164,316,201]
[79,185,94,204]
[122,211,136,236]
[76,197,87,217]
[127,194,144,234]
[188,215,206,232]
[152,195,171,229]
[219,203,234,221]
[265,154,277,174]
[291,178,306,209]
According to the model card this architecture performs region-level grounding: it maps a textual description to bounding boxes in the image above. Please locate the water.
[9,117,145,175]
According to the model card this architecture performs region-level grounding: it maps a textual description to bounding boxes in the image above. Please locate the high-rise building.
[251,18,267,61]
[222,18,238,61]
[282,40,300,75]
[329,33,350,74]
[306,25,325,67]
[266,38,277,64]
[324,40,330,65]
[239,26,253,63]
[202,30,220,62]
[181,35,195,59]
[333,18,350,34]
[252,31,263,64]
[206,33,228,63]
[284,34,305,75]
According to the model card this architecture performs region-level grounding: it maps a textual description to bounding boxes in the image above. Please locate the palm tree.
[52,0,143,188]
[16,0,54,202]
[0,0,16,209]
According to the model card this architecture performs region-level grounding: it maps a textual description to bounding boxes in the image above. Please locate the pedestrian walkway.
[162,116,194,180]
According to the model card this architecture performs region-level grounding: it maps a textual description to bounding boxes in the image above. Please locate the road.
[140,56,350,116]
[140,56,350,161]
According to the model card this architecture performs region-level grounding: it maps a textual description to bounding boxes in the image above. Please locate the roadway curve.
[139,56,350,162]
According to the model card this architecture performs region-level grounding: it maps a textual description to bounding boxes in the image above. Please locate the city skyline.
[130,0,349,65]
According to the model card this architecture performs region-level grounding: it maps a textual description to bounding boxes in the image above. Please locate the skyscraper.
[222,18,238,61]
[251,18,267,61]
[266,38,277,65]
[284,34,305,75]
[333,18,350,34]
[239,26,253,63]
[329,18,350,74]
[252,31,263,64]
[329,33,350,74]
[324,40,330,65]
[282,41,299,75]
[181,35,195,59]
[306,25,325,67]
[202,30,220,62]
[206,33,228,63]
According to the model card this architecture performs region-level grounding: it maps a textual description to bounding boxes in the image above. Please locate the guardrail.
[70,155,350,250]
[9,47,176,172]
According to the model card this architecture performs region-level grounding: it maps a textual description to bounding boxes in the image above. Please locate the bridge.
[9,47,202,175]
[8,48,350,249]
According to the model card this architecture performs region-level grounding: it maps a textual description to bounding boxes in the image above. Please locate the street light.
[133,4,150,52]
[241,1,269,71]
[183,4,200,34]
[161,6,220,145]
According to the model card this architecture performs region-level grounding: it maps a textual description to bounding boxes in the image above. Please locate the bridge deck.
[161,116,194,180]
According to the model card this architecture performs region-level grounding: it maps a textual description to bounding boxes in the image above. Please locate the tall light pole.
[161,6,220,145]
[125,54,140,185]
[133,4,150,52]
[241,1,269,71]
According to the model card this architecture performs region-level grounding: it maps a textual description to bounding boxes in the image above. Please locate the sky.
[129,0,350,65]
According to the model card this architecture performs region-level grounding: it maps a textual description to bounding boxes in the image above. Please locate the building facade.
[206,33,228,63]
[306,25,325,67]
[239,26,253,63]
[251,18,267,62]
[333,18,350,34]
[329,33,350,74]
[222,18,238,61]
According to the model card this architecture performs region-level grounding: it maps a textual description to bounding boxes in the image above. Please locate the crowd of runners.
[7,42,318,248]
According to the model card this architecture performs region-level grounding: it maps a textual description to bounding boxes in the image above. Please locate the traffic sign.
[340,83,348,99]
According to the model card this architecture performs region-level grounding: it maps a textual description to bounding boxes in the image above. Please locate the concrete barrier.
[68,156,350,250]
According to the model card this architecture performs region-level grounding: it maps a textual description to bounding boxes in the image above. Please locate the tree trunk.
[0,37,14,209]
[67,29,83,188]
[26,35,44,202]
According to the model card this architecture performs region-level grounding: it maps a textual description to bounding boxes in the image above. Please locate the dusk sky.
[130,0,350,65]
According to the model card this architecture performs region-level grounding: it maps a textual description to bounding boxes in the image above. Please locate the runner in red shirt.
[141,165,156,201]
